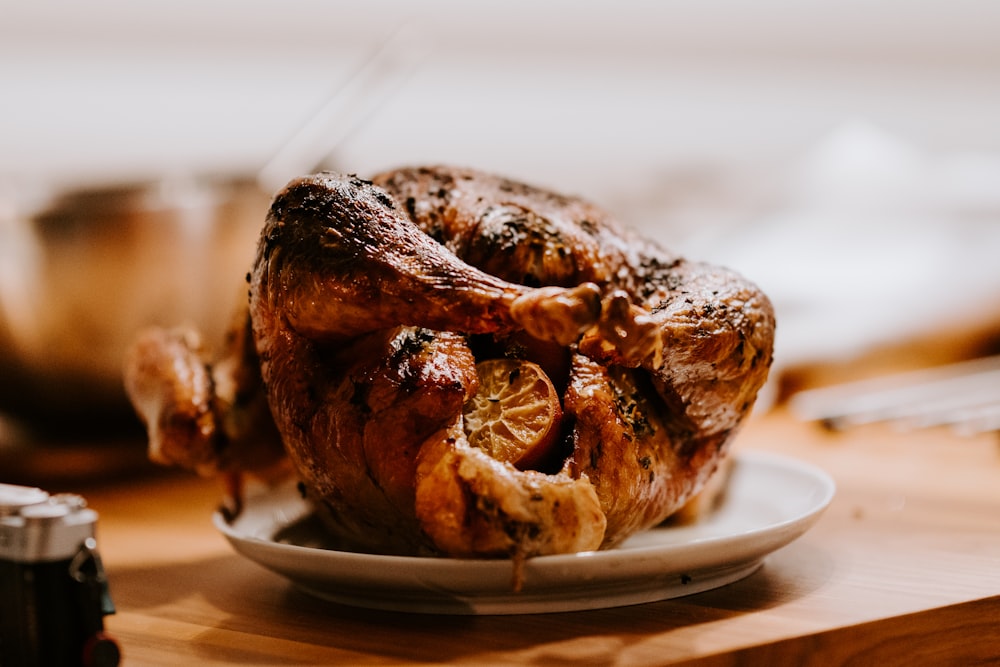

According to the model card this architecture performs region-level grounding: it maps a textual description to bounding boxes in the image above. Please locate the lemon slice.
[463,359,563,470]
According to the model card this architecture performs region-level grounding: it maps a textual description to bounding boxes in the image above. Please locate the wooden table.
[23,409,1000,665]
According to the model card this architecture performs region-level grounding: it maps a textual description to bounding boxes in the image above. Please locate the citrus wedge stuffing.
[463,358,563,470]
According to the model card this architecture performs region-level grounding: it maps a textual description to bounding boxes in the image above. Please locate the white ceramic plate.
[214,451,834,615]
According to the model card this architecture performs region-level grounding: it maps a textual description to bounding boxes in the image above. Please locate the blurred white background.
[2,0,1000,386]
[3,1,999,188]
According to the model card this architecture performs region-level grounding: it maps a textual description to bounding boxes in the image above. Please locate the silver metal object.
[0,176,267,426]
[0,20,429,430]
[257,21,431,194]
[0,484,98,563]
[0,483,119,665]
[789,355,1000,436]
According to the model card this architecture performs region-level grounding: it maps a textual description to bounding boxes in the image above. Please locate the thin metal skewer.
[256,21,431,195]
[789,355,1000,436]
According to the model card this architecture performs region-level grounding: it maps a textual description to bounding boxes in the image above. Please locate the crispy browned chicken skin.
[125,166,774,561]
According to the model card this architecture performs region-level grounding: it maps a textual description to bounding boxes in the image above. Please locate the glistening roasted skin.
[251,173,606,556]
[250,167,774,556]
[125,166,774,560]
[123,311,286,486]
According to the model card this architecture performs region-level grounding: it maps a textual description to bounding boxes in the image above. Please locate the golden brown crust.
[376,166,775,545]
[122,312,286,483]
[414,422,606,558]
[123,327,219,474]
[249,173,615,556]
[371,166,652,290]
[246,167,774,557]
[125,165,775,560]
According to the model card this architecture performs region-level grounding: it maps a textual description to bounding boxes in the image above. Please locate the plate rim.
[213,450,835,613]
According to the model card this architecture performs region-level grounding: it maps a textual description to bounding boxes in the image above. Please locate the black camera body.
[0,484,120,667]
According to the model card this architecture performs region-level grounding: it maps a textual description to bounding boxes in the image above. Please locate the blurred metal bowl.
[0,176,269,432]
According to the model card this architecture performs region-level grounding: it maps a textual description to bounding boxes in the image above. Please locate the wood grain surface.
[45,409,1000,665]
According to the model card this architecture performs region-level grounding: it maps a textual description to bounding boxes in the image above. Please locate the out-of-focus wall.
[4,1,999,380]
[2,0,998,197]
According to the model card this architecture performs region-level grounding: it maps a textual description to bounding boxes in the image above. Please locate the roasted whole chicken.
[125,166,775,563]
